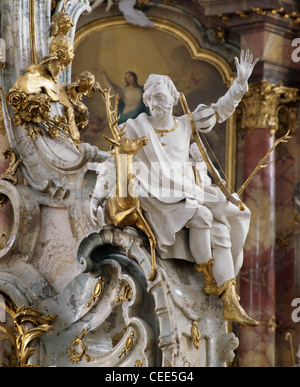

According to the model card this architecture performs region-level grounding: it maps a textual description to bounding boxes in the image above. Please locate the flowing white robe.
[93,79,250,271]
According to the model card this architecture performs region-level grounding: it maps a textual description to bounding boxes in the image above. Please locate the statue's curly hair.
[143,74,180,106]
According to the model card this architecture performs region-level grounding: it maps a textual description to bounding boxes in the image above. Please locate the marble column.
[274,109,299,367]
[237,81,298,367]
[239,127,276,367]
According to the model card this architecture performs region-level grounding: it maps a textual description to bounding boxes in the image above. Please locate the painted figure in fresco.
[91,49,260,326]
[99,68,150,124]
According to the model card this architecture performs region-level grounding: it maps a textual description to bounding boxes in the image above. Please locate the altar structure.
[0,0,299,368]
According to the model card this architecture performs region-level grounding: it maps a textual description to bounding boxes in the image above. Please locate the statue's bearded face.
[144,85,174,118]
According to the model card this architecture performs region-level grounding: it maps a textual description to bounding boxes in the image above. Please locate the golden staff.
[237,130,291,197]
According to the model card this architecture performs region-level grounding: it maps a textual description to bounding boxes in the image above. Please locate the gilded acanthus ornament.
[0,295,56,367]
[239,80,299,136]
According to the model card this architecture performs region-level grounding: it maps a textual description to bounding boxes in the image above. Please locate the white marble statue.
[90,0,154,27]
[91,49,260,326]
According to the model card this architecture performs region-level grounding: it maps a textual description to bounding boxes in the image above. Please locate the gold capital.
[239,80,298,136]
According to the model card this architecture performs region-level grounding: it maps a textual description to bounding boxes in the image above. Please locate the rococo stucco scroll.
[0,0,287,368]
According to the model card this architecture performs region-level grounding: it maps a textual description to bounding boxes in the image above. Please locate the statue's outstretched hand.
[235,49,259,88]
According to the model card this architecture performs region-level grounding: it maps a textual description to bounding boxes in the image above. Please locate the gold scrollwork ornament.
[67,329,94,364]
[0,297,56,367]
[0,149,22,186]
[134,359,143,367]
[116,283,133,303]
[191,321,201,350]
[118,331,134,359]
[86,276,104,307]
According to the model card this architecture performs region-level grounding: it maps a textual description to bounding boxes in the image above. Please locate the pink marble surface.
[239,128,276,367]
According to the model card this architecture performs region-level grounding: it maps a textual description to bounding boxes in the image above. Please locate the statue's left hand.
[235,49,259,88]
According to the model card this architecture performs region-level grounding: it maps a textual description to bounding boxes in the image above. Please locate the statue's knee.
[187,206,213,229]
[198,206,213,225]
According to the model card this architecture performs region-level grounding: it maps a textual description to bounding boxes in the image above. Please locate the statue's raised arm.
[235,49,259,89]
[209,49,259,124]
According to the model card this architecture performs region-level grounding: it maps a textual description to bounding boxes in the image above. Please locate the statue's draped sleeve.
[192,79,248,131]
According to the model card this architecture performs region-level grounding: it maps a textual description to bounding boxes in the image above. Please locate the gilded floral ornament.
[6,89,51,139]
[5,88,27,111]
[0,295,56,367]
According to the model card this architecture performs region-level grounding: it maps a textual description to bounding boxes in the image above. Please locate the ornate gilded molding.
[239,81,299,136]
[118,331,135,359]
[134,359,144,367]
[116,283,133,303]
[86,276,104,307]
[0,294,56,367]
[67,328,94,364]
[191,321,201,350]
[215,6,300,25]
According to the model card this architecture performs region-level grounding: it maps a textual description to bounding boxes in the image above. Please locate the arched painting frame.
[73,17,237,189]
